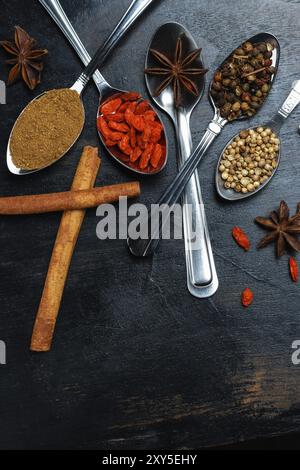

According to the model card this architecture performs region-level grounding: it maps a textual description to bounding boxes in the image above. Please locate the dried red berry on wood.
[241,288,254,307]
[232,226,250,251]
[289,256,299,282]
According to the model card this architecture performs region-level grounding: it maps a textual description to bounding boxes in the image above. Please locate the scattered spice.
[289,256,299,283]
[145,35,208,107]
[241,287,254,307]
[97,91,166,173]
[232,226,250,251]
[10,88,84,170]
[255,201,300,257]
[219,126,280,193]
[0,26,48,90]
[211,40,275,120]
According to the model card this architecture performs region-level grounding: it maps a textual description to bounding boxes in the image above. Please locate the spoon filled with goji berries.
[97,91,167,174]
[7,0,167,175]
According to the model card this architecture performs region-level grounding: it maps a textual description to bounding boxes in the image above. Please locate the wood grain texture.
[0,0,300,450]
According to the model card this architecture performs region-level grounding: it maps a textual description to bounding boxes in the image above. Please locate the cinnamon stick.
[0,182,140,215]
[30,146,100,352]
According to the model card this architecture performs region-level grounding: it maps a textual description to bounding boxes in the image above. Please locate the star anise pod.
[0,26,48,90]
[145,35,208,107]
[255,201,300,257]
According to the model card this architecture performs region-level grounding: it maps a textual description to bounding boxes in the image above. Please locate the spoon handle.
[127,115,226,260]
[266,80,300,133]
[278,80,300,119]
[39,0,106,92]
[174,111,218,297]
[77,0,155,89]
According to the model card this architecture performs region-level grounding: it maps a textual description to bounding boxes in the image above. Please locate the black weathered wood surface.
[0,0,300,450]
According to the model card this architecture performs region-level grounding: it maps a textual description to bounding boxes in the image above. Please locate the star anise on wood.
[255,201,300,257]
[145,36,208,107]
[0,26,48,90]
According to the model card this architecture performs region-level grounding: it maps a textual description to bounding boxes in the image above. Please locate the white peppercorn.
[219,126,280,193]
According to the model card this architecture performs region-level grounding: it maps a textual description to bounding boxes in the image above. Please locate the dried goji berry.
[150,122,163,144]
[97,116,111,139]
[121,91,141,101]
[232,226,250,251]
[118,134,131,155]
[137,134,146,150]
[142,124,152,143]
[140,144,154,169]
[131,115,146,132]
[127,101,137,112]
[136,100,151,114]
[144,110,156,122]
[130,127,136,148]
[118,102,129,113]
[106,112,125,122]
[101,97,122,115]
[130,147,142,162]
[108,121,130,133]
[125,107,134,126]
[150,143,163,168]
[289,256,298,282]
[104,139,116,147]
[241,288,253,307]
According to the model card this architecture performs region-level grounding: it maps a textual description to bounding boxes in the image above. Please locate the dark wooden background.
[0,0,300,450]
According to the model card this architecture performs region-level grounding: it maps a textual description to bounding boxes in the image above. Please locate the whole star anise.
[0,26,48,90]
[255,201,300,257]
[145,35,208,107]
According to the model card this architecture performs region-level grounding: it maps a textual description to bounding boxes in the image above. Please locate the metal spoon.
[127,33,280,259]
[145,22,217,297]
[216,79,300,201]
[7,0,160,175]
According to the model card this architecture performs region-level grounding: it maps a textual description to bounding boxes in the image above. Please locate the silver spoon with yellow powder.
[7,0,156,175]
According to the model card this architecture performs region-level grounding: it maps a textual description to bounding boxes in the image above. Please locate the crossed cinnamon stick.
[3,146,140,352]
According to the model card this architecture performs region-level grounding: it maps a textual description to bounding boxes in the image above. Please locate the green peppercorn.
[261,83,269,93]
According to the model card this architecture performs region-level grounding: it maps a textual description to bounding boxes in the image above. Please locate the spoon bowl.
[215,122,281,201]
[209,32,280,122]
[216,79,300,201]
[7,0,158,175]
[96,86,168,176]
[6,84,85,175]
[145,22,206,118]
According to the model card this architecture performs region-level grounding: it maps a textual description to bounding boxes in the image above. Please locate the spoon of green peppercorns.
[216,80,300,201]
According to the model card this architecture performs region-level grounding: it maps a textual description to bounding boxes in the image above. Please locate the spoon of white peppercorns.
[216,80,300,201]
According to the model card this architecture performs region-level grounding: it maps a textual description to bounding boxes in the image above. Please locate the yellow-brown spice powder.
[10,88,84,170]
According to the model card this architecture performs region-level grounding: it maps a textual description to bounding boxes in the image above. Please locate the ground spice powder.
[10,88,84,170]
